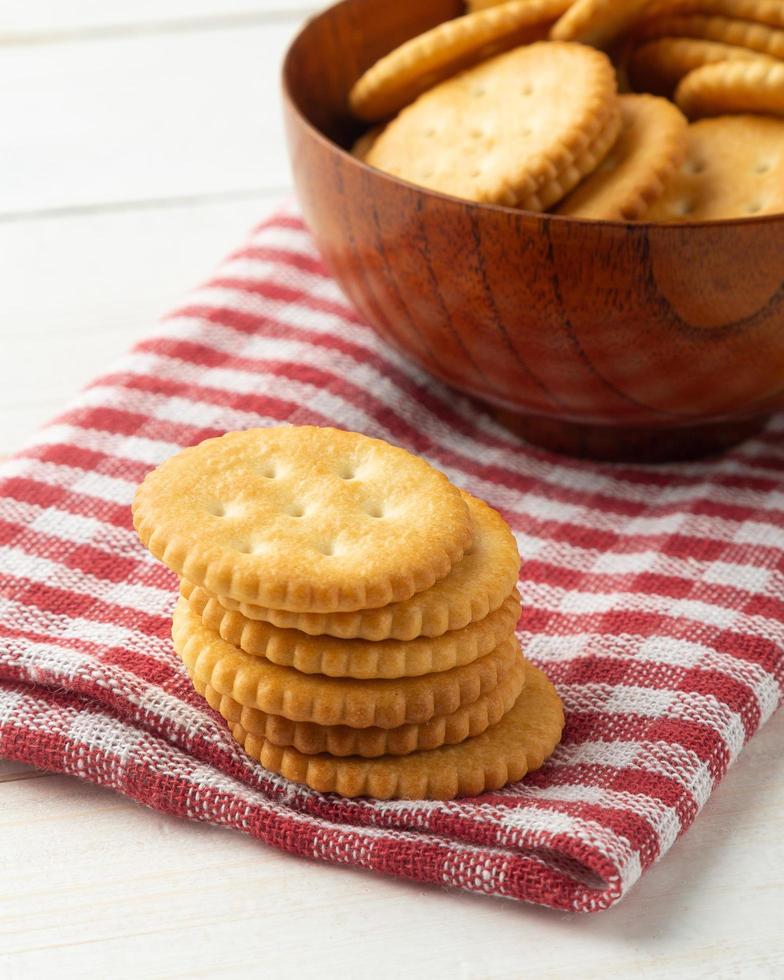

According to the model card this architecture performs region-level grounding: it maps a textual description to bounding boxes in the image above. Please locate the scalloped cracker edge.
[185,583,521,679]
[349,0,572,122]
[231,662,564,800]
[173,597,521,729]
[191,656,525,757]
[558,93,688,220]
[182,492,520,641]
[365,42,619,209]
[133,426,472,613]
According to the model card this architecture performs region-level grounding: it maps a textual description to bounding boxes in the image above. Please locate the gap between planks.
[1,2,319,46]
[0,769,54,785]
[0,186,287,225]
[2,7,319,48]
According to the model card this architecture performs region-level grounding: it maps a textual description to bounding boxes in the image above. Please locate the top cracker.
[551,0,656,47]
[133,426,472,613]
[349,0,571,122]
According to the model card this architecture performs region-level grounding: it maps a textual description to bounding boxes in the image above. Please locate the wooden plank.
[2,1,318,40]
[0,192,283,452]
[0,709,782,978]
[0,19,305,215]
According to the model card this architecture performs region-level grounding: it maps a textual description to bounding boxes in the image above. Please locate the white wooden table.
[1,4,782,976]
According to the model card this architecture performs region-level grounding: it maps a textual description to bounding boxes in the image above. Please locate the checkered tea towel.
[1,206,782,913]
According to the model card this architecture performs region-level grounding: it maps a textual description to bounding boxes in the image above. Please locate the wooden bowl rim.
[281,0,784,233]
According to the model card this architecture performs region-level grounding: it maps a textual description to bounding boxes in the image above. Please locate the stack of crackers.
[349,0,784,221]
[133,426,564,800]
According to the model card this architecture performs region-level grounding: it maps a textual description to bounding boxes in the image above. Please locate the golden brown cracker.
[644,0,784,29]
[558,94,688,219]
[133,426,471,613]
[349,0,571,122]
[524,101,623,211]
[192,655,525,757]
[183,492,520,641]
[627,37,767,95]
[231,662,565,800]
[550,0,656,47]
[635,14,784,58]
[644,114,784,221]
[185,582,521,679]
[366,41,620,209]
[173,598,521,729]
[674,57,784,117]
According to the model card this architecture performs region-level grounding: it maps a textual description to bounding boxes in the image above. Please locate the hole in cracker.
[521,127,533,138]
[472,86,486,98]
[685,159,705,176]
[364,503,385,519]
[258,462,278,479]
[522,83,534,96]
[285,503,306,518]
[338,464,357,480]
[315,542,336,556]
[205,502,227,517]
[755,160,772,175]
[675,199,695,217]
[470,168,482,179]
[233,540,253,554]
[424,127,437,139]
[747,200,763,214]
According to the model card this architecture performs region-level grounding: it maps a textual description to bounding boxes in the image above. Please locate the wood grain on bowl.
[282,0,784,461]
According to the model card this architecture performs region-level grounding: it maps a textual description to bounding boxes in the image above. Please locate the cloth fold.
[1,205,781,912]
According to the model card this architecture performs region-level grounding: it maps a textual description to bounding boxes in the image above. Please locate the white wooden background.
[1,3,783,977]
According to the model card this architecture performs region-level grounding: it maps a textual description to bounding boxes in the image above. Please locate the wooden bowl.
[282,0,784,461]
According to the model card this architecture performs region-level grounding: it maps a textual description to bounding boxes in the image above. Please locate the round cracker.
[550,0,656,47]
[558,93,688,220]
[644,0,784,29]
[627,37,770,95]
[635,14,784,58]
[675,57,784,117]
[231,662,564,800]
[133,426,471,613]
[644,114,784,221]
[524,99,623,211]
[186,493,520,641]
[348,0,571,122]
[366,41,620,209]
[184,584,521,679]
[192,657,525,757]
[173,598,521,729]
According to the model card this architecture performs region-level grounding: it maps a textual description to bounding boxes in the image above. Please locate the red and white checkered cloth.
[1,206,782,913]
